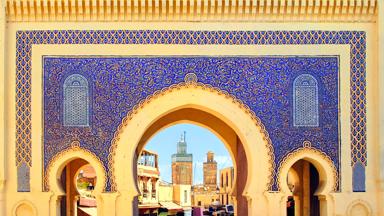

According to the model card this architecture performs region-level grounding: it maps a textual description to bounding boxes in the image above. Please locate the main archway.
[134,110,243,215]
[109,80,275,215]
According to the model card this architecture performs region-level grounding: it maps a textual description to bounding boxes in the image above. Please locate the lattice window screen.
[63,74,89,126]
[293,74,319,127]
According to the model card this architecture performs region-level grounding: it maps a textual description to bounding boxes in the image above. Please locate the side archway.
[109,81,275,215]
[277,143,338,216]
[45,143,107,216]
[278,144,338,194]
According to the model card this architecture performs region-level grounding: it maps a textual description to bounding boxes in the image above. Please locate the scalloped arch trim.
[108,80,275,191]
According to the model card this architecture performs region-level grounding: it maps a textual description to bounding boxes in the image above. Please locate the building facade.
[137,150,160,214]
[172,184,192,208]
[219,167,235,206]
[191,184,219,208]
[1,1,384,216]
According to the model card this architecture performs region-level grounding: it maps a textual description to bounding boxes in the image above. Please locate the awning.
[159,201,183,211]
[138,204,161,209]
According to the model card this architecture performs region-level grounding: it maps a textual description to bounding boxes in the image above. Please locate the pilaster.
[0,0,6,215]
[98,193,119,216]
[264,192,286,216]
[379,0,384,215]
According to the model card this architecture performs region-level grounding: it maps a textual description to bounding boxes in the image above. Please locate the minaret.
[203,151,217,189]
[171,131,193,185]
[177,131,187,154]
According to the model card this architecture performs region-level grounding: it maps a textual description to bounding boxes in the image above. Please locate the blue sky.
[144,123,233,185]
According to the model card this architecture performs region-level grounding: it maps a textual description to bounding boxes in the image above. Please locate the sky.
[144,123,233,185]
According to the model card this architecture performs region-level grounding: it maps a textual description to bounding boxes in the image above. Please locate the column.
[116,189,138,216]
[264,192,286,216]
[98,193,119,216]
[302,161,310,216]
[293,195,301,216]
[0,0,6,214]
[379,1,384,215]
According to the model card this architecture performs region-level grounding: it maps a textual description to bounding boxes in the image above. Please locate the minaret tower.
[203,151,217,188]
[171,131,193,185]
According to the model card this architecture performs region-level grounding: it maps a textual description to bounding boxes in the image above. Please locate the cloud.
[215,155,233,169]
[193,161,204,169]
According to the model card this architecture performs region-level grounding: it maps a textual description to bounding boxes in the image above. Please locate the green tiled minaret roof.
[172,131,193,162]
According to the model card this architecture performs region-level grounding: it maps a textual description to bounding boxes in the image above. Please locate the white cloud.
[215,155,233,169]
[193,161,204,169]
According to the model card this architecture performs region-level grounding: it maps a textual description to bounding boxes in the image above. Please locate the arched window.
[63,74,89,126]
[293,74,319,127]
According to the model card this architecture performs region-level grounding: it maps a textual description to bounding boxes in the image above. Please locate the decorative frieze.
[5,0,378,22]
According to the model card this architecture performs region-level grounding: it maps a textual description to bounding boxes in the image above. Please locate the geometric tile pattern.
[15,30,366,192]
[44,56,339,191]
[293,74,319,127]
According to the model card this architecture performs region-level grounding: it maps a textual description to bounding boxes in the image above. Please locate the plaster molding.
[346,199,372,216]
[12,200,38,216]
[5,0,378,22]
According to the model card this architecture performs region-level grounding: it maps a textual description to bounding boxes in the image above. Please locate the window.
[63,74,89,126]
[293,74,319,127]
[221,174,224,187]
[226,173,228,187]
[184,190,188,203]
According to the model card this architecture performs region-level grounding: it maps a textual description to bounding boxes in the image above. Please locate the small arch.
[293,74,319,127]
[278,145,338,194]
[63,74,89,127]
[12,200,37,216]
[45,145,106,194]
[45,145,107,215]
[347,200,372,216]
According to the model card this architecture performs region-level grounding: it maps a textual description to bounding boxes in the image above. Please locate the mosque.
[0,0,383,215]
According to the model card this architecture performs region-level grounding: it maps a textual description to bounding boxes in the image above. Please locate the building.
[158,180,185,215]
[191,184,219,208]
[158,180,173,203]
[219,167,235,206]
[203,151,217,189]
[172,132,193,185]
[137,150,160,214]
[1,1,384,216]
[191,151,220,207]
[173,184,192,208]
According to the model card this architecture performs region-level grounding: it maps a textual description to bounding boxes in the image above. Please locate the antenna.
[193,161,196,185]
[183,131,186,142]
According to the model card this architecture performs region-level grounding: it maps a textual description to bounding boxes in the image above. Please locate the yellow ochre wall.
[0,1,383,216]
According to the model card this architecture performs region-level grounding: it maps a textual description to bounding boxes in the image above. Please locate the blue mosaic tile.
[43,56,339,191]
[353,161,365,192]
[14,30,367,192]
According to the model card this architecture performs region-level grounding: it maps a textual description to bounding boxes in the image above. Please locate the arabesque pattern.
[15,30,366,192]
